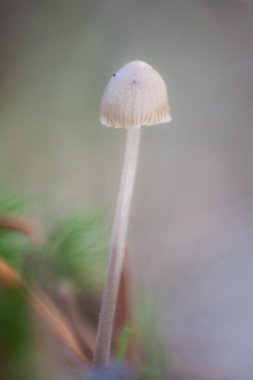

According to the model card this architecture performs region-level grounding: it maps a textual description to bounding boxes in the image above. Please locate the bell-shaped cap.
[100,60,171,129]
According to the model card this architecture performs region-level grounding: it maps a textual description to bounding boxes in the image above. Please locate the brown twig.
[0,258,90,364]
[112,250,141,367]
[0,214,45,245]
[30,290,90,364]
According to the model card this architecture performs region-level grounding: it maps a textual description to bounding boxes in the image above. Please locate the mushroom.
[93,60,171,366]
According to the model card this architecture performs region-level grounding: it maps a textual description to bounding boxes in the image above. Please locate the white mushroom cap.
[100,60,171,129]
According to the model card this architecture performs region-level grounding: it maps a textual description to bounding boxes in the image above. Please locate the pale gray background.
[1,1,253,378]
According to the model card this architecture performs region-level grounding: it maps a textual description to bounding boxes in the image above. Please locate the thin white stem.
[93,127,141,366]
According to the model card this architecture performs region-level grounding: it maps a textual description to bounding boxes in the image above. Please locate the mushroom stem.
[93,126,141,366]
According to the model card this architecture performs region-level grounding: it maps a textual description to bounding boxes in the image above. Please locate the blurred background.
[1,0,253,378]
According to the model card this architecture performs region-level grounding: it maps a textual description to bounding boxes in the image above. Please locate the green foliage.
[116,326,134,361]
[0,187,108,378]
[0,287,32,380]
[0,189,34,378]
[44,210,107,291]
[0,189,34,269]
[0,189,29,215]
[0,187,108,291]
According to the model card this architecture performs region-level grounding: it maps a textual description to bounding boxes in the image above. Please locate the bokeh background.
[1,1,253,379]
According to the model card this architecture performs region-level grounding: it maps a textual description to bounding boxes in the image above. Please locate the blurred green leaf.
[0,287,33,379]
[45,210,107,291]
[0,188,34,269]
[116,325,134,362]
